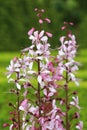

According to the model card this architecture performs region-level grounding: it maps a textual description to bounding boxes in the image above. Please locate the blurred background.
[0,0,87,129]
[0,0,87,51]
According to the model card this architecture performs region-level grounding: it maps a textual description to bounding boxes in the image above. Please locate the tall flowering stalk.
[57,22,81,130]
[43,22,83,130]
[4,9,83,130]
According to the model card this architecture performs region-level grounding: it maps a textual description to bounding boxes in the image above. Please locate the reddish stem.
[16,73,21,130]
[37,58,42,130]
[65,71,70,130]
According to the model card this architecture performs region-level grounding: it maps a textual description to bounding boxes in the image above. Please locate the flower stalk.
[37,58,42,130]
[65,74,70,130]
[5,9,83,130]
[16,72,21,130]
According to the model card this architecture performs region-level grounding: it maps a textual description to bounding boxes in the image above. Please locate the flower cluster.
[58,33,79,85]
[5,9,83,130]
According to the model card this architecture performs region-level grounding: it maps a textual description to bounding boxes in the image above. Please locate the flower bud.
[28,28,35,36]
[34,8,38,11]
[46,32,53,37]
[72,91,77,95]
[37,13,41,17]
[13,57,18,62]
[39,19,43,24]
[61,26,66,30]
[3,124,9,127]
[64,21,68,24]
[41,9,45,13]
[8,102,13,106]
[69,22,74,26]
[44,18,51,23]
[73,112,80,119]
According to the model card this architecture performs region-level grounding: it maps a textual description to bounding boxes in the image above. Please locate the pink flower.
[44,87,56,97]
[70,96,80,109]
[68,34,76,45]
[29,106,39,116]
[53,66,63,80]
[76,121,83,130]
[29,30,48,44]
[6,59,21,78]
[19,99,28,111]
[47,62,54,72]
[43,99,65,130]
[41,73,52,82]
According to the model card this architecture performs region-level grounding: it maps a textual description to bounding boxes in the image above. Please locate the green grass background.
[0,49,87,129]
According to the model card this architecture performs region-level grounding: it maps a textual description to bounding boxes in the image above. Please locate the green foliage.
[78,0,87,13]
[51,0,81,25]
[77,16,87,48]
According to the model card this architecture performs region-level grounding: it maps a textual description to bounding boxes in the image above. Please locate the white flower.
[60,36,66,45]
[16,83,21,90]
[37,75,42,84]
[41,36,48,42]
[29,62,33,70]
[10,124,13,130]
